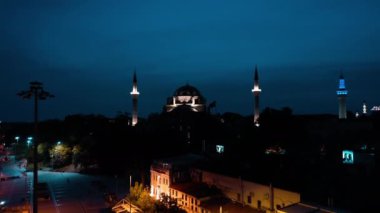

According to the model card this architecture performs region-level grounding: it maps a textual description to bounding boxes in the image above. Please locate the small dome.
[174,84,203,97]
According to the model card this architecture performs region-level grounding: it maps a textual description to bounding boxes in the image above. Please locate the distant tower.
[252,66,262,126]
[336,74,348,119]
[362,101,367,115]
[130,71,140,126]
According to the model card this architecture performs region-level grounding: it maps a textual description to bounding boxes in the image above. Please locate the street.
[0,155,129,213]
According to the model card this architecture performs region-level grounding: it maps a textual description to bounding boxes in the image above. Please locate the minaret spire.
[252,65,262,126]
[362,100,367,115]
[336,73,348,119]
[130,70,140,126]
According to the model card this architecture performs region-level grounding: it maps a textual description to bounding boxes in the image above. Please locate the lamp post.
[18,81,54,213]
[15,136,20,144]
[129,175,132,213]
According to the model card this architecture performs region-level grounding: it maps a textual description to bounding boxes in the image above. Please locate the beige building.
[198,170,300,212]
[150,154,204,200]
[277,203,336,213]
[150,155,300,213]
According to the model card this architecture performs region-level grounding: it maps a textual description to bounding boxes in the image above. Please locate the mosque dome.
[165,84,206,112]
[174,85,203,97]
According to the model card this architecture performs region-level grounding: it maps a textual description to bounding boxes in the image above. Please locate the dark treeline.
[1,108,380,211]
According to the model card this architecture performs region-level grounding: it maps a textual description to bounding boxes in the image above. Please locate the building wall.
[200,170,300,211]
[150,169,171,199]
[170,188,205,213]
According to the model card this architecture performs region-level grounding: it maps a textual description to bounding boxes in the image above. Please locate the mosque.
[129,68,355,126]
[165,84,207,113]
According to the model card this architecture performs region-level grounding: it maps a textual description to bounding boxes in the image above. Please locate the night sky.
[1,0,380,122]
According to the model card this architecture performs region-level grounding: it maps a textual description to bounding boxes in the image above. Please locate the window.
[247,195,252,204]
[191,198,194,204]
[237,193,241,202]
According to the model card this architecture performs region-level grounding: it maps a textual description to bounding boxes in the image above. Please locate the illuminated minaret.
[252,66,262,126]
[362,101,367,115]
[130,71,140,126]
[336,74,348,119]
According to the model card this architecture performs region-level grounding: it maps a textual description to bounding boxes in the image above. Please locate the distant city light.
[342,150,354,164]
[371,106,380,111]
[361,144,367,151]
[57,141,62,145]
[27,137,33,141]
[0,200,5,205]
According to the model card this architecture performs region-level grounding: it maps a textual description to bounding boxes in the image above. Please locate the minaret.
[130,71,140,126]
[252,65,262,126]
[336,74,348,119]
[362,101,367,115]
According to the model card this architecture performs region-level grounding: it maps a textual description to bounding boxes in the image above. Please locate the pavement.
[0,155,130,213]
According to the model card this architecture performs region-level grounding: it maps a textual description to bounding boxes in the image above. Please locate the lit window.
[342,150,354,164]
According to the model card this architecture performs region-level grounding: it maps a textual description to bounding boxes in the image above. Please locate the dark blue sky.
[1,0,380,122]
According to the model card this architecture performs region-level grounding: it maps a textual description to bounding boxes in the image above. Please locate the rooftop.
[277,203,336,213]
[171,182,221,199]
[200,197,263,213]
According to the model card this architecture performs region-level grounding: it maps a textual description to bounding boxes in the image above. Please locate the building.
[130,71,140,126]
[150,154,204,200]
[336,74,348,119]
[252,66,262,126]
[150,155,300,213]
[277,203,336,213]
[165,84,206,113]
[198,170,300,212]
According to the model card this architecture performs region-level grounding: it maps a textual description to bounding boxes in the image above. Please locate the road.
[0,155,129,213]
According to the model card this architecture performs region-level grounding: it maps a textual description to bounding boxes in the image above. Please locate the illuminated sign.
[216,145,224,154]
[342,150,354,164]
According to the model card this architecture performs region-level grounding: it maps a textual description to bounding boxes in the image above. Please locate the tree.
[49,144,72,168]
[72,144,81,168]
[37,142,51,165]
[129,182,155,212]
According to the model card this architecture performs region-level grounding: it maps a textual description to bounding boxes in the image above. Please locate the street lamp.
[15,136,20,144]
[130,175,132,213]
[18,81,54,213]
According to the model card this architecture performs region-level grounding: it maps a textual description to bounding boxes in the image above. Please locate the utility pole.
[130,175,132,213]
[18,81,54,213]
